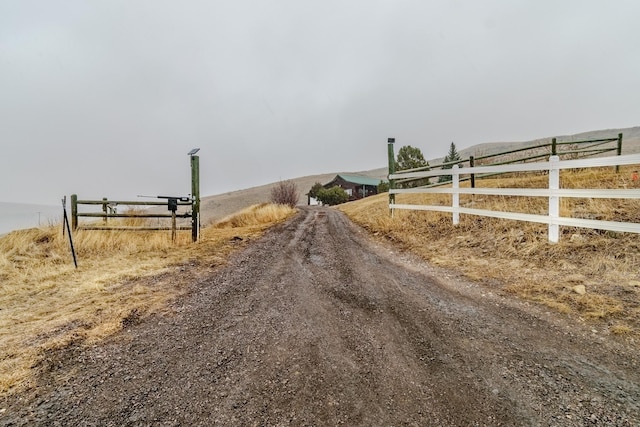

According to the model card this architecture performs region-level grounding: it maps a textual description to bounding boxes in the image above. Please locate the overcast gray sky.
[1,0,639,205]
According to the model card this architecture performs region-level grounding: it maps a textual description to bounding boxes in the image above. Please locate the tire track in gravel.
[1,207,639,426]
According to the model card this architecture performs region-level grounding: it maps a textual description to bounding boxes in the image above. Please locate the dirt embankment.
[1,207,639,426]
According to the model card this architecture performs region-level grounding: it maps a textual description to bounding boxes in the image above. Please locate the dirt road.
[2,207,639,426]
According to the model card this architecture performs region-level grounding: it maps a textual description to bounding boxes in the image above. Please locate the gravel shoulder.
[1,207,639,426]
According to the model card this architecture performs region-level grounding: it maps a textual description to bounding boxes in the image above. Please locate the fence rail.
[388,153,640,242]
[71,195,194,241]
[395,134,623,188]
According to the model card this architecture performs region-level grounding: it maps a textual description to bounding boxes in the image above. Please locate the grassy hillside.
[457,126,640,162]
[338,164,640,336]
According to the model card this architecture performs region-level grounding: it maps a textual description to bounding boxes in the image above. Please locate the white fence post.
[452,165,460,225]
[548,155,560,243]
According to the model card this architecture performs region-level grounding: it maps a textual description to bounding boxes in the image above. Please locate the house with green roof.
[322,174,386,201]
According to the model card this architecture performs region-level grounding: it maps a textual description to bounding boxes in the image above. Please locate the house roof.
[332,174,385,186]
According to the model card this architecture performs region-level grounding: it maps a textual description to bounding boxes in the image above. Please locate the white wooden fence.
[389,154,640,243]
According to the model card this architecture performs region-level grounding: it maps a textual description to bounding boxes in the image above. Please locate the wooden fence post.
[71,194,78,231]
[469,155,475,188]
[171,210,177,242]
[548,156,560,243]
[387,138,396,217]
[551,138,557,156]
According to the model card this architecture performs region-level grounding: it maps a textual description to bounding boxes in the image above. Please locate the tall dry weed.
[213,203,295,229]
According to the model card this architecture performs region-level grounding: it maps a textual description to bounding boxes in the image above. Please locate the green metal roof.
[334,174,386,186]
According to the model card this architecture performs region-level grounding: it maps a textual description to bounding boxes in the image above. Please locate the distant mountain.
[200,126,639,224]
[456,126,640,161]
[0,202,61,235]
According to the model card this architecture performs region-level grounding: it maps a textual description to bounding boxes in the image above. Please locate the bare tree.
[270,180,299,208]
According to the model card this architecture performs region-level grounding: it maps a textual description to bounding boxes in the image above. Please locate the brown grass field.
[1,159,639,399]
[0,203,295,396]
[338,165,640,336]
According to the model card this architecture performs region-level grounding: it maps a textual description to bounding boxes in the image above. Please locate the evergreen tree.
[446,142,461,164]
[439,142,462,183]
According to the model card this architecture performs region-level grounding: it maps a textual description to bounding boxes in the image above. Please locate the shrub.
[377,181,390,193]
[270,180,299,208]
[308,182,323,199]
[317,186,348,206]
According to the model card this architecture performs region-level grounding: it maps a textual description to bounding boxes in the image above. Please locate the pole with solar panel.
[188,148,200,242]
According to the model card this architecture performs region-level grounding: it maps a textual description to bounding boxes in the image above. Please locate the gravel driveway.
[1,207,639,426]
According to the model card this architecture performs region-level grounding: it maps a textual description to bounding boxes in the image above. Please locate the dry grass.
[339,166,640,335]
[213,203,296,228]
[0,203,295,397]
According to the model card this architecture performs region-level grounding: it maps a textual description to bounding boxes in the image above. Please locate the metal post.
[191,154,200,242]
[617,133,623,156]
[62,196,78,268]
[387,138,396,217]
[616,133,623,172]
[102,197,108,224]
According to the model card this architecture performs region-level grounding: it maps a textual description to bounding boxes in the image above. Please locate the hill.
[458,126,640,160]
[200,126,640,223]
[200,169,387,225]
